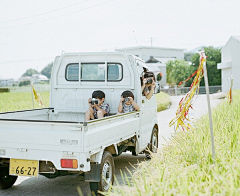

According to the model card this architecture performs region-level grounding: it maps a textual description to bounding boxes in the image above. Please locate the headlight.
[0,149,6,155]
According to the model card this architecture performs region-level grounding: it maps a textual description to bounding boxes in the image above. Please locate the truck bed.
[0,109,140,172]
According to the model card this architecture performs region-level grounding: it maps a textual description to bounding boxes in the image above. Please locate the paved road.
[0,94,223,196]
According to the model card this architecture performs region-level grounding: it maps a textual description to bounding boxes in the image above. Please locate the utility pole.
[151,37,153,47]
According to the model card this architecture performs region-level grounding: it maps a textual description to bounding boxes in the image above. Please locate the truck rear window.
[66,63,122,81]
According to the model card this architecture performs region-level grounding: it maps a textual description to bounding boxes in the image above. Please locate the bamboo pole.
[202,51,216,161]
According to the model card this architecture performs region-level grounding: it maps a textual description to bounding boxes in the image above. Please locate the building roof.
[232,36,240,42]
[222,36,240,52]
[116,46,185,51]
[146,56,175,64]
[32,74,49,80]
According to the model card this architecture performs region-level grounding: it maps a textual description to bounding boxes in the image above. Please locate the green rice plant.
[155,92,171,112]
[106,90,240,195]
[0,91,49,112]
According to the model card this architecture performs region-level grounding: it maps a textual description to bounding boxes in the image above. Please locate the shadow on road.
[0,153,148,196]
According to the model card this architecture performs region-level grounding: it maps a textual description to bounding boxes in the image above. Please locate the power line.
[0,0,115,30]
[0,0,91,24]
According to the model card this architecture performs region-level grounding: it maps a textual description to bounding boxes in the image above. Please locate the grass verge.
[107,90,240,195]
[156,92,171,112]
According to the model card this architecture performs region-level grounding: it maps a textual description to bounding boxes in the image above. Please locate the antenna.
[133,31,138,46]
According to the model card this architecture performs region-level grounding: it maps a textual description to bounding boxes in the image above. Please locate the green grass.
[107,90,240,195]
[156,92,171,112]
[0,91,49,112]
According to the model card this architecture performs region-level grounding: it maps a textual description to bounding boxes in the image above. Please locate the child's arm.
[88,98,94,113]
[118,97,124,113]
[129,97,140,111]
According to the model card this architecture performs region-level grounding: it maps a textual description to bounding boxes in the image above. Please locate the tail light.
[61,159,78,169]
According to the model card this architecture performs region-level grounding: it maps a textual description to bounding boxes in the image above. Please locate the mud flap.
[85,163,101,182]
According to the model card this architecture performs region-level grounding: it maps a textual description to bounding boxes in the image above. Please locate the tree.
[166,59,193,87]
[184,53,194,61]
[41,62,53,79]
[190,46,221,86]
[21,69,38,77]
[19,80,31,87]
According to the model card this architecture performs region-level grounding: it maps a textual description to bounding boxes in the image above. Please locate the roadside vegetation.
[107,90,240,195]
[155,92,171,112]
[167,46,221,87]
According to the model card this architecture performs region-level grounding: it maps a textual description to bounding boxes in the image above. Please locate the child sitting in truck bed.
[85,90,110,121]
[118,90,140,113]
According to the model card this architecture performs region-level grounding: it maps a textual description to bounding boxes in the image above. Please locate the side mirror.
[156,72,162,81]
[154,82,161,94]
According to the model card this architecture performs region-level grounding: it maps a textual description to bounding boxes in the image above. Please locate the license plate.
[10,159,39,177]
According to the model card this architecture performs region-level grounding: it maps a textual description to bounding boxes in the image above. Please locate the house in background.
[0,77,15,87]
[217,36,240,92]
[18,74,49,84]
[116,46,184,87]
[145,56,167,86]
[31,74,49,83]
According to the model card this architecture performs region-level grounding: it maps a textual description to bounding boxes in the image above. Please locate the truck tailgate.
[0,120,83,167]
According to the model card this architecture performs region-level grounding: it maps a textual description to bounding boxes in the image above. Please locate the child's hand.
[151,80,156,88]
[120,96,124,102]
[88,98,92,104]
[142,78,147,86]
[129,97,133,103]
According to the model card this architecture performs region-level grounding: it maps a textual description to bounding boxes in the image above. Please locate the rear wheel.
[89,151,115,195]
[0,166,18,190]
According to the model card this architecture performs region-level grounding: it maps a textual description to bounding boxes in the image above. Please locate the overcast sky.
[1,0,240,79]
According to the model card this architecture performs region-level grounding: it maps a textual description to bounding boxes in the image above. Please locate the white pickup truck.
[0,52,160,194]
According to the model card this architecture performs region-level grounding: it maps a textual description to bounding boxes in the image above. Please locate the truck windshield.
[66,63,122,81]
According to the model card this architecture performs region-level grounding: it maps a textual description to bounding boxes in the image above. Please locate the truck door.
[140,94,156,150]
[136,60,156,152]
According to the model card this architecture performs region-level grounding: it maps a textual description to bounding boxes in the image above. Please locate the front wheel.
[150,127,158,153]
[0,166,18,190]
[146,127,158,159]
[89,151,115,195]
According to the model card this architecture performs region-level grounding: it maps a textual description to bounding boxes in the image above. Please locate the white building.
[217,36,240,92]
[18,74,49,84]
[31,74,49,83]
[116,46,184,86]
[0,78,14,87]
[145,56,167,86]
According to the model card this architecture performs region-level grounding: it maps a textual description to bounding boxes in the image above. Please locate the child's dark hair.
[92,90,105,99]
[121,90,134,100]
[144,71,156,81]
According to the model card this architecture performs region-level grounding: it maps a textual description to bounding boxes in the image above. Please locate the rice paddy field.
[0,86,170,112]
[0,86,50,112]
[106,90,240,195]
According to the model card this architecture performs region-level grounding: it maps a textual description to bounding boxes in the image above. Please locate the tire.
[0,166,18,190]
[150,127,158,153]
[89,151,115,195]
[146,127,158,159]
